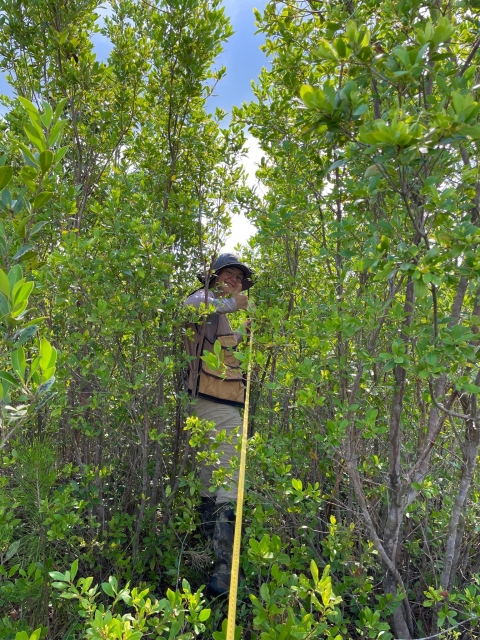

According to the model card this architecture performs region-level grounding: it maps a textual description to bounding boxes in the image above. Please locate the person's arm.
[234,320,251,344]
[184,284,248,314]
[184,289,237,314]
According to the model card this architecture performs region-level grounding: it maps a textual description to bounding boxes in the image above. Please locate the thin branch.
[346,460,409,594]
[395,615,479,640]
[400,185,429,246]
[0,419,26,450]
[457,38,480,77]
[428,379,469,421]
[405,386,451,485]
[431,284,438,341]
[138,0,169,12]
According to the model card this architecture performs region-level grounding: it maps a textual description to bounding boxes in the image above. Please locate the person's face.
[215,266,244,296]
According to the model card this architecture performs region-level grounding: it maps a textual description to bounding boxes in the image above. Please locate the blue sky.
[214,1,269,250]
[0,1,269,115]
[211,0,269,114]
[0,1,268,249]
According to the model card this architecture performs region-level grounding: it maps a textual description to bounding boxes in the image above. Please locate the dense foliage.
[1,0,480,638]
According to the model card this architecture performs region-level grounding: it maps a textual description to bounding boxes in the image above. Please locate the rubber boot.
[208,502,235,596]
[198,496,216,540]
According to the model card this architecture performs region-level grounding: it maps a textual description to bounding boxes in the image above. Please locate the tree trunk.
[440,391,480,591]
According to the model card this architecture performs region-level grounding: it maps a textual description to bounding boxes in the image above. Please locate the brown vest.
[185,313,245,407]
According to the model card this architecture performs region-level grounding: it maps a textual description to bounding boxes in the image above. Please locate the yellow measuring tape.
[226,327,254,640]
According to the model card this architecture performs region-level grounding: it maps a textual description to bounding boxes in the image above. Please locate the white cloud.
[222,0,265,21]
[221,135,266,253]
[222,214,256,253]
[241,135,267,194]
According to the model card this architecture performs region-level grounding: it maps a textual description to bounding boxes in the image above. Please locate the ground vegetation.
[1,0,480,638]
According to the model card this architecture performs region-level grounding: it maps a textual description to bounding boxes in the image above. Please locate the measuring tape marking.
[225,328,254,639]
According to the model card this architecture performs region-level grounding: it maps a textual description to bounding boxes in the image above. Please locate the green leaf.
[12,280,34,306]
[49,570,67,581]
[432,17,454,47]
[260,581,270,602]
[345,20,357,42]
[0,292,10,318]
[462,125,480,140]
[414,279,428,298]
[40,101,53,128]
[292,477,302,491]
[37,376,55,396]
[13,215,31,240]
[8,265,23,291]
[327,158,347,172]
[102,581,115,596]
[24,316,47,327]
[11,299,28,319]
[40,337,56,371]
[0,371,20,387]
[18,96,40,120]
[40,367,55,383]
[0,166,13,190]
[364,164,382,178]
[14,187,28,213]
[0,269,10,299]
[320,577,333,606]
[313,41,338,61]
[33,192,53,209]
[24,123,46,152]
[12,244,36,261]
[13,324,38,346]
[13,245,35,262]
[333,37,347,58]
[11,347,26,380]
[38,150,54,174]
[17,142,38,169]
[54,146,69,163]
[48,120,66,147]
[300,84,314,103]
[30,220,49,237]
[108,575,118,593]
[53,98,68,124]
[198,609,211,622]
[70,559,79,581]
[462,383,480,394]
[7,564,19,577]
[353,103,368,117]
[5,539,20,560]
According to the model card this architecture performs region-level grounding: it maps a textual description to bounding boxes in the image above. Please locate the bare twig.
[457,38,480,77]
[395,615,479,640]
[428,380,469,421]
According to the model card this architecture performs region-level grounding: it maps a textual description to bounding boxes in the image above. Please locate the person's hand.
[232,283,249,310]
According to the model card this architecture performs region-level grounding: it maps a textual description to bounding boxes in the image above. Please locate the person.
[183,253,254,595]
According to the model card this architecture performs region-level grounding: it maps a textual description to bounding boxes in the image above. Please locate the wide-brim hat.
[197,253,254,291]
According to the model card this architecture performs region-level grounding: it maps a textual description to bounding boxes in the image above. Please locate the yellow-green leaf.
[33,192,53,209]
[0,166,13,190]
[38,150,54,174]
[0,269,10,299]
